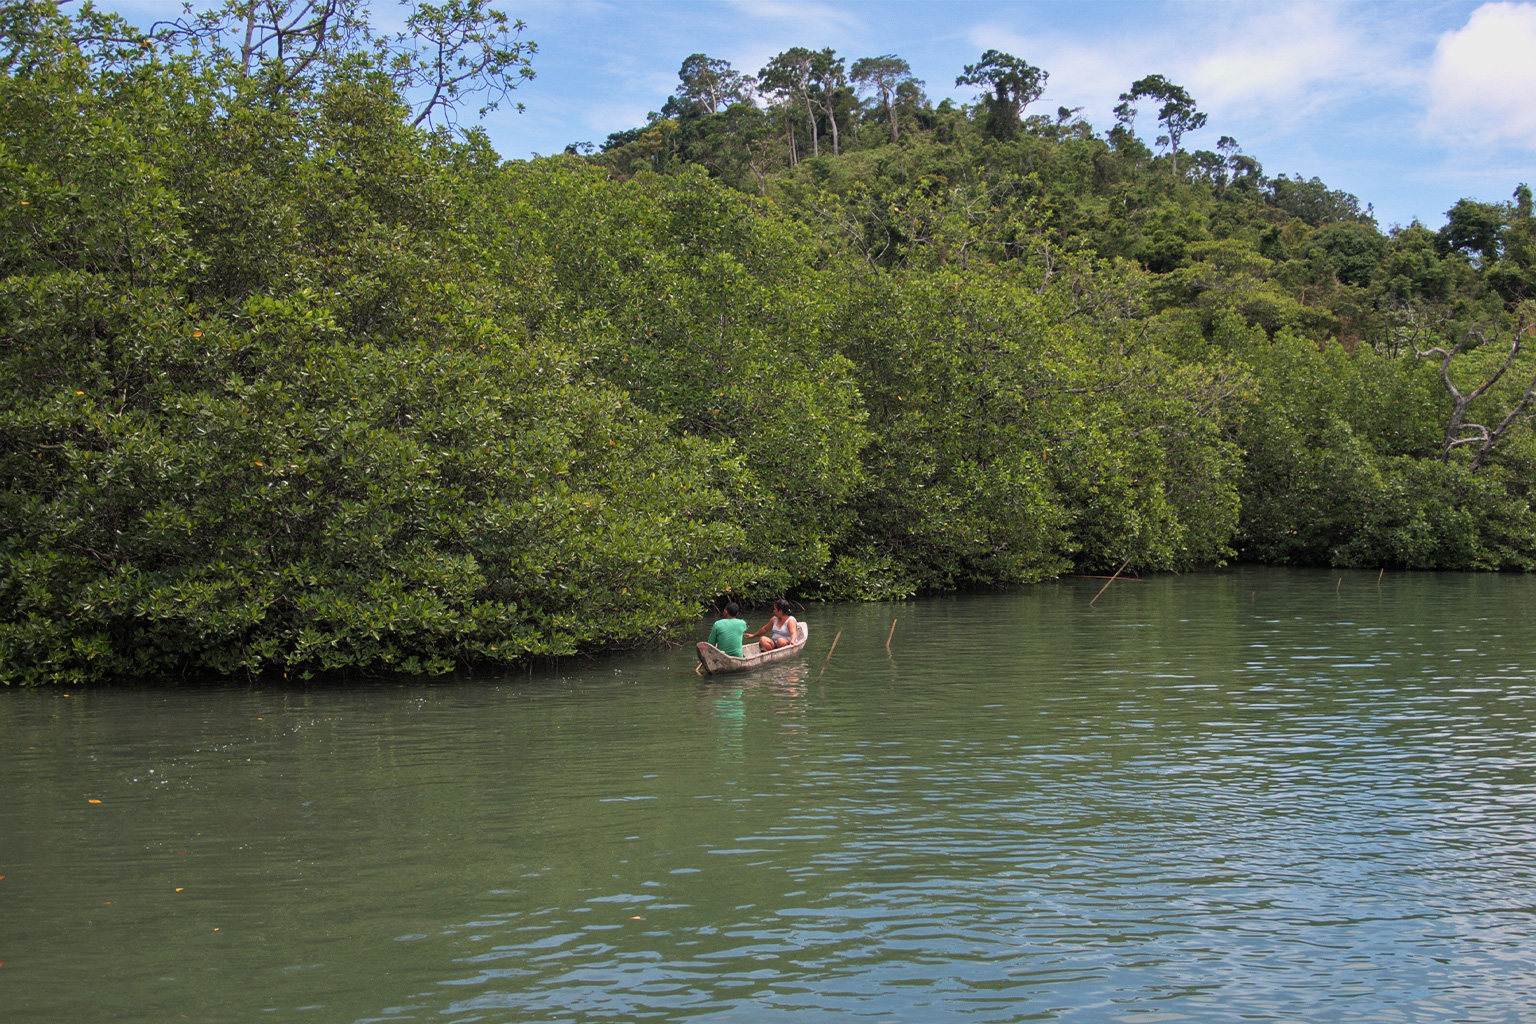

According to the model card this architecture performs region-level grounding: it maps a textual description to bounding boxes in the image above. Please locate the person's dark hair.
[775,599,792,614]
[725,602,740,617]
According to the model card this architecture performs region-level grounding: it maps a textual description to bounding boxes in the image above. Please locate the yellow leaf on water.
[88,799,102,804]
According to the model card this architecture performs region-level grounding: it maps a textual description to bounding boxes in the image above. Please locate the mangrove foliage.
[3,2,1536,683]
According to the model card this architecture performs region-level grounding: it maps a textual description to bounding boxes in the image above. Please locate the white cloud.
[1425,2,1536,149]
[725,0,866,36]
[1186,5,1369,116]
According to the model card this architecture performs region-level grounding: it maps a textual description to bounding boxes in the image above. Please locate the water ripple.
[7,570,1536,1022]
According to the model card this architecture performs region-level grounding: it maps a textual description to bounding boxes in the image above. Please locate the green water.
[4,568,1536,1023]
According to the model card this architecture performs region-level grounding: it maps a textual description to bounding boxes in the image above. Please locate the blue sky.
[98,1,1536,231]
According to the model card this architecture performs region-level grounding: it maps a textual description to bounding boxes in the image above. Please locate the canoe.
[696,622,809,676]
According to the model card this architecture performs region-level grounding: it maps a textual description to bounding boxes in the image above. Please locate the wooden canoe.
[696,622,809,676]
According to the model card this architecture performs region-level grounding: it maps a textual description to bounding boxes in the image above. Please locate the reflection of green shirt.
[707,617,747,657]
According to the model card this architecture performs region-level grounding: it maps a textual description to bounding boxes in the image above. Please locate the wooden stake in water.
[1090,557,1131,606]
[886,619,897,650]
[818,630,843,682]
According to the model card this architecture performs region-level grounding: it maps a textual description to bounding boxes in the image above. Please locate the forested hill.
[2,4,1535,685]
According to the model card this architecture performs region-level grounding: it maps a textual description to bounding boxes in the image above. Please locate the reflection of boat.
[697,622,809,676]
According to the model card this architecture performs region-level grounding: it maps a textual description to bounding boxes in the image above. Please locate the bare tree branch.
[1415,307,1536,469]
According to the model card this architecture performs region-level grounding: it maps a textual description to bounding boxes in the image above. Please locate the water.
[4,567,1536,1022]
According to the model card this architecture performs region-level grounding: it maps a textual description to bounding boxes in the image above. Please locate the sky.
[94,0,1536,231]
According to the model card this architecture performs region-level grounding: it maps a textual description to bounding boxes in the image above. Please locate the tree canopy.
[956,49,1047,139]
[5,4,1536,685]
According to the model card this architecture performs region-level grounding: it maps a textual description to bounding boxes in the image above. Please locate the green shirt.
[707,617,747,657]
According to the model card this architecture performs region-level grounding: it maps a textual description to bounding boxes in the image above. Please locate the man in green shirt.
[707,602,747,657]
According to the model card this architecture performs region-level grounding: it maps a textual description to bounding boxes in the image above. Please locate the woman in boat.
[747,599,799,653]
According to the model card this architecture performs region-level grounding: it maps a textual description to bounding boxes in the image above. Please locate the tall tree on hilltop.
[810,48,848,156]
[760,47,846,158]
[1438,198,1507,265]
[760,47,817,161]
[1189,135,1251,197]
[1114,74,1205,175]
[675,53,754,116]
[955,49,1046,139]
[851,53,920,144]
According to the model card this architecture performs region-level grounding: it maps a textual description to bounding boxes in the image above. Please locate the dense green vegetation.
[3,1,1535,684]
